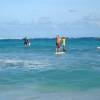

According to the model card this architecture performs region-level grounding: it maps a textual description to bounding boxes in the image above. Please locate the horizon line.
[0,37,100,40]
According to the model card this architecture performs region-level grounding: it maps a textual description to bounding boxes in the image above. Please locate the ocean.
[0,38,100,100]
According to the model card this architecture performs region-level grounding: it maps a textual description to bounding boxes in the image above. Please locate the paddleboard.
[28,42,31,46]
[55,52,65,55]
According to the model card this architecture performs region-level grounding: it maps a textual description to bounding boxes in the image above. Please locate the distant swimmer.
[56,35,61,52]
[61,36,66,52]
[23,37,31,47]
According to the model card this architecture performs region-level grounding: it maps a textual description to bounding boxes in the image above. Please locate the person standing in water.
[56,35,61,52]
[61,36,66,52]
[23,37,30,47]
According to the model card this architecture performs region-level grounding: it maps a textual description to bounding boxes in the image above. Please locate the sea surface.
[0,38,100,100]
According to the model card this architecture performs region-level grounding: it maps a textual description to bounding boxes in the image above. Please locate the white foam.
[0,59,52,70]
[0,88,100,100]
[97,46,100,49]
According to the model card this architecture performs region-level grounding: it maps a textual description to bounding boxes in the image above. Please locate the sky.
[0,0,100,38]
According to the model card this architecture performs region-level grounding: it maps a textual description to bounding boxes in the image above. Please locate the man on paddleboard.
[56,35,61,52]
[23,37,31,47]
[61,36,66,52]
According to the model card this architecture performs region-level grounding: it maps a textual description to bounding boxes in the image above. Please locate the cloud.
[82,15,100,22]
[82,14,100,27]
[0,15,100,39]
[68,9,78,13]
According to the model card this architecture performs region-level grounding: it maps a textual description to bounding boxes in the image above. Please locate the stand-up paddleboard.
[28,42,31,46]
[97,46,100,49]
[55,51,65,55]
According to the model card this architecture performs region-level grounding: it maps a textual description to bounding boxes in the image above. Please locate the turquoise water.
[0,38,100,100]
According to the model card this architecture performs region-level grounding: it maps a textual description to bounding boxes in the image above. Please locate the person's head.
[62,35,65,39]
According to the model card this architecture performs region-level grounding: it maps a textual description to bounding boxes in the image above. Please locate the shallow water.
[0,38,100,100]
